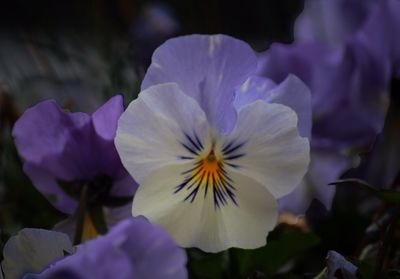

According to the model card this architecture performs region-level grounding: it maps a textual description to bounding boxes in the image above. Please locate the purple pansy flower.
[257,0,400,214]
[38,216,187,279]
[12,96,138,239]
[115,34,311,252]
[325,251,358,279]
[296,0,400,78]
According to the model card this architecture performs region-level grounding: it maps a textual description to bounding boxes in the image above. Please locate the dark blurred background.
[0,0,304,111]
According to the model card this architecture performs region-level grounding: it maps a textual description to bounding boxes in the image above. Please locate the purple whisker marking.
[224,153,245,161]
[225,162,240,169]
[178,156,194,160]
[181,142,198,155]
[194,134,204,150]
[222,141,246,155]
[184,133,203,152]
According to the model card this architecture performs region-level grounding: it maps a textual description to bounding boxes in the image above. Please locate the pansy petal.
[41,217,187,279]
[226,101,309,198]
[23,163,78,214]
[233,76,277,108]
[115,83,210,184]
[265,75,312,139]
[12,100,97,181]
[1,229,73,279]
[91,95,124,141]
[295,0,377,44]
[234,75,312,138]
[12,100,90,165]
[278,150,349,214]
[142,34,258,133]
[132,164,278,253]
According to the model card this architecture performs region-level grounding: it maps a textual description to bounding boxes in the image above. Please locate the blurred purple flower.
[131,3,180,69]
[295,0,376,45]
[12,95,137,215]
[39,216,187,279]
[258,0,400,214]
[325,251,358,279]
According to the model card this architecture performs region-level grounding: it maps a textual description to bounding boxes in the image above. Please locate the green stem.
[228,249,240,279]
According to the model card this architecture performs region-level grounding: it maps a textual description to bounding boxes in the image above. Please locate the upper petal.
[234,74,312,138]
[91,95,124,141]
[115,82,210,184]
[226,101,310,198]
[12,100,90,165]
[295,0,377,45]
[141,34,258,133]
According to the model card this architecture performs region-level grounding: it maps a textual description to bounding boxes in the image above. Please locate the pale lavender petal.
[295,0,377,45]
[233,76,277,108]
[265,75,311,139]
[259,41,389,148]
[355,0,400,80]
[278,149,349,214]
[234,75,311,138]
[142,34,258,133]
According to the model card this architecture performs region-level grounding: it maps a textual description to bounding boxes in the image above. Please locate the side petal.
[226,101,310,199]
[295,0,377,45]
[233,76,277,108]
[278,150,349,214]
[91,95,124,141]
[132,164,278,253]
[142,34,258,133]
[234,75,312,138]
[115,83,210,184]
[12,99,96,181]
[12,100,90,165]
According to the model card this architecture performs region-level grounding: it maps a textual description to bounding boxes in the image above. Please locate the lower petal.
[132,164,278,253]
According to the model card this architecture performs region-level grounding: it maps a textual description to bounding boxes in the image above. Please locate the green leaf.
[186,248,229,279]
[329,179,400,204]
[235,230,320,276]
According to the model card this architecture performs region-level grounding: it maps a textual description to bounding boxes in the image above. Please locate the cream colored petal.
[132,164,278,253]
[115,82,210,184]
[226,101,310,198]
